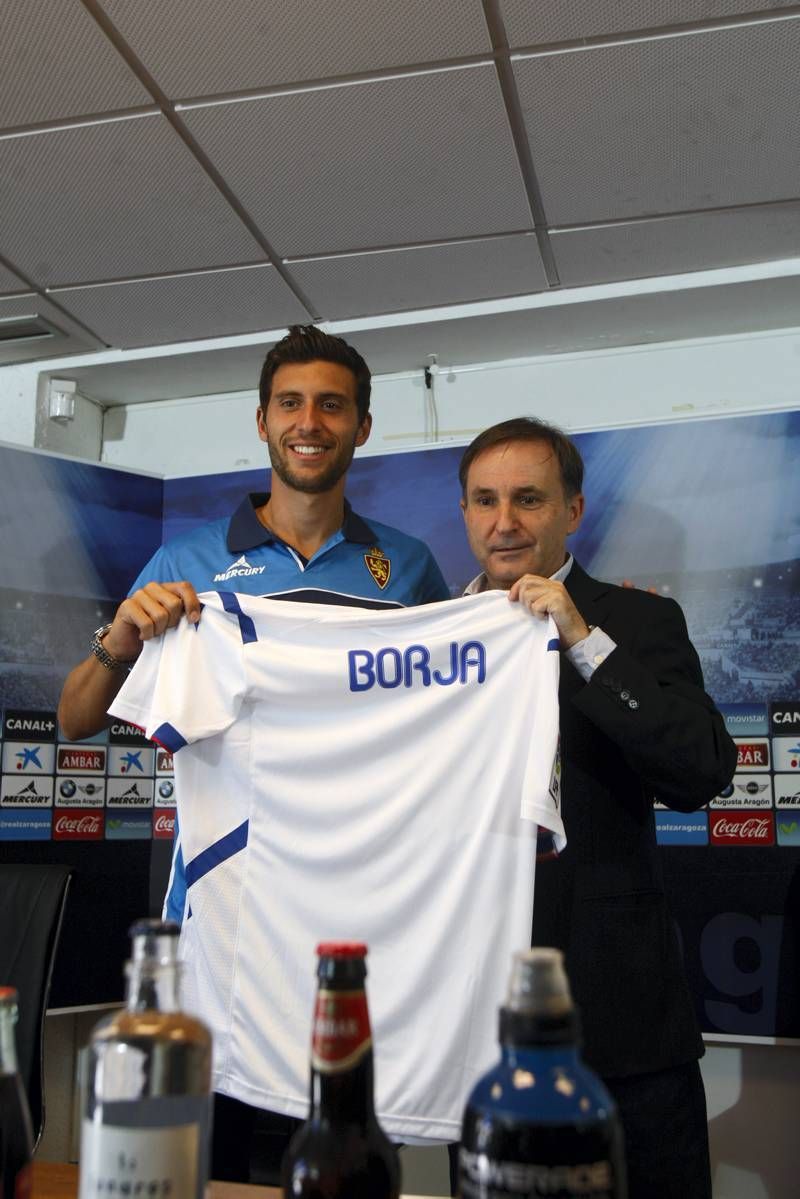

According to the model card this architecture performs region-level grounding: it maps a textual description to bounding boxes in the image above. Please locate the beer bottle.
[78,920,212,1199]
[0,987,34,1199]
[281,942,401,1199]
[458,947,626,1199]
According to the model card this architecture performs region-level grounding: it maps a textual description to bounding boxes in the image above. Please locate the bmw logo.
[59,779,76,799]
[159,780,174,800]
[718,783,734,799]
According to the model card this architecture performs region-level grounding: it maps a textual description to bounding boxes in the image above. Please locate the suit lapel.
[564,559,613,624]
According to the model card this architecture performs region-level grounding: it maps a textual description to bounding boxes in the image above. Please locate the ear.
[256,405,268,444]
[566,492,585,535]
[355,412,372,448]
[459,496,467,518]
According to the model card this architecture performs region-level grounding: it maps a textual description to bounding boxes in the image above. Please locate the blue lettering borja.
[348,640,487,691]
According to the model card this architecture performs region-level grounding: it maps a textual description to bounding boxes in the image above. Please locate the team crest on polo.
[364,547,391,590]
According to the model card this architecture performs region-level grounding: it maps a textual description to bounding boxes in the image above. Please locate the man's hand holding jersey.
[103,580,203,662]
[508,574,590,649]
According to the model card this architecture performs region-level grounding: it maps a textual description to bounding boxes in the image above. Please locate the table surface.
[32,1163,279,1199]
[32,1161,436,1199]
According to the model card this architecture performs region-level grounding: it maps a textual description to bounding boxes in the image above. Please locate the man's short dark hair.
[259,325,371,421]
[459,417,584,499]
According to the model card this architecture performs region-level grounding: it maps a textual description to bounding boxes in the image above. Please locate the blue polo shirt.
[130,493,449,609]
[128,493,449,921]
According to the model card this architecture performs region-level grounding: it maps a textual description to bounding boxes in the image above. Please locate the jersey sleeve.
[108,593,247,751]
[127,544,180,596]
[416,546,451,603]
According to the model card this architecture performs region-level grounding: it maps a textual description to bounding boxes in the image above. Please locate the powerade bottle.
[458,947,626,1199]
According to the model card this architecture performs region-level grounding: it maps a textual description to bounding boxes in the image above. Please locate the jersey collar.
[227,492,376,553]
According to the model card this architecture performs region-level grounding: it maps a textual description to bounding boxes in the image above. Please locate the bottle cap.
[129,918,181,964]
[316,942,368,958]
[500,947,579,1045]
[506,947,572,1018]
[0,986,19,1006]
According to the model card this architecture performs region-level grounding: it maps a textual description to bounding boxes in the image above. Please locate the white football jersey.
[110,590,564,1142]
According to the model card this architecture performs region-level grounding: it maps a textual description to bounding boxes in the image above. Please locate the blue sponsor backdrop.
[0,413,798,1033]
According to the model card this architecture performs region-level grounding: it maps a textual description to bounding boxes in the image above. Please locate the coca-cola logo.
[152,812,175,838]
[710,811,775,846]
[53,809,104,840]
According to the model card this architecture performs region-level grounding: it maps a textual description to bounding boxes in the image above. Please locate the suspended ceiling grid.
[1,0,800,381]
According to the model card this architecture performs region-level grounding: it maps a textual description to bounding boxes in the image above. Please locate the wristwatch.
[90,623,131,671]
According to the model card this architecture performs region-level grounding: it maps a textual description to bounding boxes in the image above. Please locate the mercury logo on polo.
[214,555,266,582]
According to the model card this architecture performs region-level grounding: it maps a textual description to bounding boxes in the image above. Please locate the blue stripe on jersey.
[153,722,188,752]
[547,638,560,652]
[218,590,258,643]
[164,839,186,923]
[185,820,249,888]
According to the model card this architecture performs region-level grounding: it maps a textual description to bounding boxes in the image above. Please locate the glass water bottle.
[78,920,212,1199]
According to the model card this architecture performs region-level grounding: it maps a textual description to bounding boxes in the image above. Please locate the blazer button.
[620,689,630,701]
[628,698,639,710]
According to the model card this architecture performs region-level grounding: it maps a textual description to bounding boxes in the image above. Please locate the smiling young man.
[59,325,448,747]
[458,417,736,1199]
[57,325,449,1182]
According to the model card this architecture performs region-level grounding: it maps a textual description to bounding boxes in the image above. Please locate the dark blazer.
[531,560,737,1079]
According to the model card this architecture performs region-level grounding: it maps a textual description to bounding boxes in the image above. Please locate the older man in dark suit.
[458,417,736,1199]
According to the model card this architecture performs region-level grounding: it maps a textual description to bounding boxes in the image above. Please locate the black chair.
[0,862,71,1148]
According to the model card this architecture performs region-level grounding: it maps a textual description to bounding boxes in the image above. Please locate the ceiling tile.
[50,265,310,348]
[552,204,800,286]
[0,115,265,287]
[290,235,547,320]
[0,262,29,295]
[99,0,491,98]
[183,67,532,257]
[0,293,103,365]
[500,0,797,46]
[1,0,151,129]
[514,21,800,224]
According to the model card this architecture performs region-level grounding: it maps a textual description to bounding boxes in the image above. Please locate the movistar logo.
[214,555,266,582]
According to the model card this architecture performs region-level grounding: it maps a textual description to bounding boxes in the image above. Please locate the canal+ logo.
[770,703,800,729]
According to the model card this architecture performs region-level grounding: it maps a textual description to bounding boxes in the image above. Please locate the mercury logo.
[213,555,266,582]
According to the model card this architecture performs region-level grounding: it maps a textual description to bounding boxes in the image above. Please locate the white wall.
[0,362,38,446]
[97,325,800,476]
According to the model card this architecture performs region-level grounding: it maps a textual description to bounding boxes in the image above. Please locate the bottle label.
[79,1120,201,1199]
[311,988,371,1074]
[459,1147,618,1198]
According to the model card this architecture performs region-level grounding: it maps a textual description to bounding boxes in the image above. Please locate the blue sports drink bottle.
[458,947,626,1199]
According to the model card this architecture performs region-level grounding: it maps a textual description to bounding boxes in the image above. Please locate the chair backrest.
[0,862,71,1148]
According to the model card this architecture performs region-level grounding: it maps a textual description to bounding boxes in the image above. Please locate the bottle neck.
[124,960,182,1012]
[0,1004,19,1074]
[311,1051,376,1125]
[501,1040,581,1066]
[308,984,375,1126]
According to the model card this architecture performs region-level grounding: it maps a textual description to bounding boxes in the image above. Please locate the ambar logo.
[734,739,770,770]
[710,811,775,846]
[57,746,106,774]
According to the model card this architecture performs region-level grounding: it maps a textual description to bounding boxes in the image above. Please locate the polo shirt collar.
[227,492,376,553]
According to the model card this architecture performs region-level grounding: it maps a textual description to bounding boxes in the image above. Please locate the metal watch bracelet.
[90,622,132,671]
